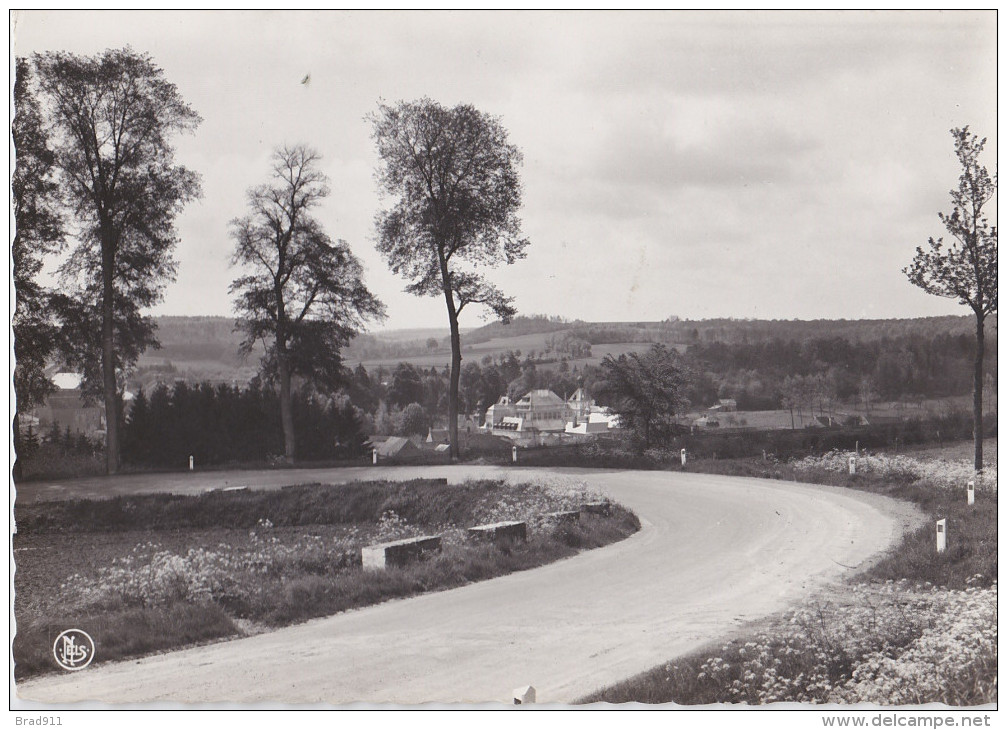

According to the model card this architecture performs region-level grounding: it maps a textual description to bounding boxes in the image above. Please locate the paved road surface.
[15,466,920,705]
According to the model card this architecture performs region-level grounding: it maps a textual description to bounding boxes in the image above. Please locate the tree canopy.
[597,344,691,451]
[905,127,997,320]
[12,58,64,415]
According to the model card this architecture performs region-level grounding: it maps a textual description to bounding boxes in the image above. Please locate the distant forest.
[133,313,996,424]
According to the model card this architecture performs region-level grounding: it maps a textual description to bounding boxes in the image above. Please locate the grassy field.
[681,396,977,431]
[579,440,997,705]
[899,437,998,466]
[14,478,639,680]
[349,336,662,371]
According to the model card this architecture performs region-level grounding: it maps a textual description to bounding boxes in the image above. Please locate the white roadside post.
[936,518,947,554]
[848,455,856,475]
[372,448,377,465]
[188,455,194,471]
[680,448,687,467]
[512,446,518,463]
[967,480,975,506]
[513,685,536,704]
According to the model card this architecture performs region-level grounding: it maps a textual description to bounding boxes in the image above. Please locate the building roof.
[375,436,420,457]
[426,428,449,443]
[517,389,565,407]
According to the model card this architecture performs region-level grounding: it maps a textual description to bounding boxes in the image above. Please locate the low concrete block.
[580,501,612,517]
[540,510,581,526]
[513,685,536,704]
[361,535,442,570]
[467,520,527,543]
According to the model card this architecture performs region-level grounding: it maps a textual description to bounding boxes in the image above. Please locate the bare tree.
[905,127,997,471]
[34,48,202,474]
[370,98,529,459]
[230,145,385,463]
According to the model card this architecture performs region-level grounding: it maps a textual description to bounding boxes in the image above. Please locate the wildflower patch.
[14,477,640,681]
[792,450,997,493]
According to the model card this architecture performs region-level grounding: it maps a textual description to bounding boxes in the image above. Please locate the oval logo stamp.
[53,629,95,671]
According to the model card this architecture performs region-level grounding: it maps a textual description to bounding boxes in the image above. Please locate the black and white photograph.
[9,9,997,717]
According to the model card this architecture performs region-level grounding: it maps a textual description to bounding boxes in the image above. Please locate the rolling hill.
[133,313,994,388]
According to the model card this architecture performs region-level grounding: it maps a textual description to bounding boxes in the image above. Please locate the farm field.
[897,437,997,467]
[349,338,671,372]
[682,395,977,432]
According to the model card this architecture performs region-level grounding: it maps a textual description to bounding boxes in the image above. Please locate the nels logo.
[53,629,95,671]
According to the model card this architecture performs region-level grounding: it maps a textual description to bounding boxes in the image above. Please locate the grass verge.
[578,442,997,706]
[14,478,639,681]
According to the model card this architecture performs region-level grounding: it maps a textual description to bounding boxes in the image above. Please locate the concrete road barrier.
[580,501,612,517]
[540,510,580,526]
[467,520,527,544]
[362,535,442,570]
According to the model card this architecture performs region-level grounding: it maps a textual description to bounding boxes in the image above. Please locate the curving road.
[15,466,920,705]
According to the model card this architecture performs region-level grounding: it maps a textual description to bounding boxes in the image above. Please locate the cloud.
[14,10,996,327]
[588,119,815,195]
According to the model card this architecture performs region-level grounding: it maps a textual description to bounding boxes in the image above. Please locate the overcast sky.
[12,10,997,332]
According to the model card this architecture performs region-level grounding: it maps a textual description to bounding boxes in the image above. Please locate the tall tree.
[230,145,385,463]
[34,48,202,474]
[12,58,64,423]
[370,98,529,459]
[905,127,997,471]
[596,344,691,452]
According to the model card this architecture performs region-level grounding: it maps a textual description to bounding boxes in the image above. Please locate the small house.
[373,436,422,459]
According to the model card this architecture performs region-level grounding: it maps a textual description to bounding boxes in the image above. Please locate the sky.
[11,10,998,332]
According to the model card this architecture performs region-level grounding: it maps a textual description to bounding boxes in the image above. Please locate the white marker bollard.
[848,455,856,475]
[513,685,536,704]
[967,480,975,506]
[189,455,194,471]
[762,450,767,463]
[512,446,518,463]
[936,518,947,554]
[680,448,687,466]
[372,448,377,465]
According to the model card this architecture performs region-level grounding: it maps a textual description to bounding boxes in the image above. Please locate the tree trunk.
[973,313,985,472]
[101,237,120,475]
[277,345,296,463]
[447,306,462,462]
